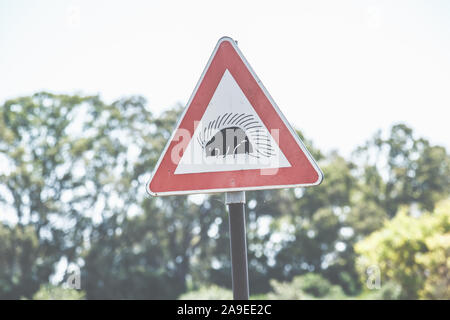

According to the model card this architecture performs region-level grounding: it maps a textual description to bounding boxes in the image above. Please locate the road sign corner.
[146,174,158,197]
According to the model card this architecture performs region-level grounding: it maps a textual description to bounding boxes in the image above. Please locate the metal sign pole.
[225,191,249,300]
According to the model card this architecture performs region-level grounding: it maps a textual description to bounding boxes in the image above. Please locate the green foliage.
[0,224,52,299]
[346,201,388,239]
[353,124,450,217]
[268,152,362,295]
[32,285,85,300]
[83,196,211,299]
[0,93,115,297]
[415,203,450,299]
[267,274,347,300]
[359,281,403,300]
[179,274,349,300]
[1,93,449,300]
[178,285,233,300]
[355,200,450,299]
[376,281,403,300]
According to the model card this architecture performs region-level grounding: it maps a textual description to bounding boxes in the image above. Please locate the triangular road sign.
[147,37,323,196]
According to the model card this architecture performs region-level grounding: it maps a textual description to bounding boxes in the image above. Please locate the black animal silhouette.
[205,126,253,157]
[197,112,275,159]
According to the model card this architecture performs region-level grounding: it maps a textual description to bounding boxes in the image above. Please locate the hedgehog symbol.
[197,113,275,159]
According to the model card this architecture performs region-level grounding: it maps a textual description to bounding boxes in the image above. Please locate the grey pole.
[225,191,249,300]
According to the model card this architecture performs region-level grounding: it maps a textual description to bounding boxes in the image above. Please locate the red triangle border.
[147,37,323,196]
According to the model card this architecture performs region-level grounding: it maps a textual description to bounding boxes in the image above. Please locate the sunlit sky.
[1,0,449,156]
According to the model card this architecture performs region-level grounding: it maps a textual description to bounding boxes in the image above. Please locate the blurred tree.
[415,201,450,299]
[355,200,450,299]
[0,93,107,298]
[346,201,388,239]
[0,93,177,298]
[353,124,450,216]
[269,152,361,294]
[0,224,52,299]
[82,105,232,299]
[1,92,448,300]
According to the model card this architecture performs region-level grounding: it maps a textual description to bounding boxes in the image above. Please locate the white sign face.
[174,69,291,175]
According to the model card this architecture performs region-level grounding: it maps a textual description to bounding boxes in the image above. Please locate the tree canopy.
[0,92,449,299]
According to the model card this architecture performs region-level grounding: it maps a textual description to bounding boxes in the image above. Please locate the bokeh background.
[0,0,449,299]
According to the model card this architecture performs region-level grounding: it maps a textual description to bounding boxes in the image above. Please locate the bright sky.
[1,0,449,156]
